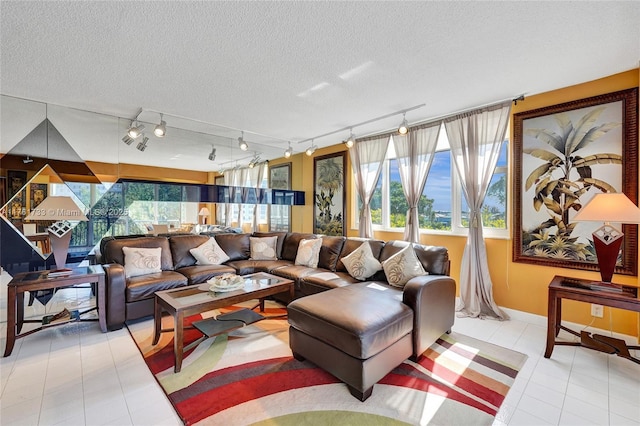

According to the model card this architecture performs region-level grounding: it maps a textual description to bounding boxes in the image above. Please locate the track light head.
[23,156,33,164]
[305,142,317,156]
[154,114,166,137]
[344,130,355,148]
[284,142,293,158]
[128,123,145,138]
[208,147,216,161]
[136,136,149,152]
[398,114,408,135]
[238,131,248,151]
[122,135,135,145]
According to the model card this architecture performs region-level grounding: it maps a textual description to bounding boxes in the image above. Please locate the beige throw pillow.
[123,247,162,278]
[250,236,278,260]
[189,237,230,265]
[342,241,382,281]
[382,244,427,288]
[294,238,322,268]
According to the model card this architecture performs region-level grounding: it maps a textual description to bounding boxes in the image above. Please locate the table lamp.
[24,196,89,270]
[573,193,640,282]
[198,207,210,225]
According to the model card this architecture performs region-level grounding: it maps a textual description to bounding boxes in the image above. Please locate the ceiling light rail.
[296,103,426,145]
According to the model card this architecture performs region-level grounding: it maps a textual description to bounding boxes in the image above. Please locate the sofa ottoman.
[287,282,414,401]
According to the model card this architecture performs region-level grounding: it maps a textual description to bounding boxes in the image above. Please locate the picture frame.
[30,183,47,210]
[513,88,638,276]
[7,170,27,200]
[314,152,346,236]
[269,163,291,231]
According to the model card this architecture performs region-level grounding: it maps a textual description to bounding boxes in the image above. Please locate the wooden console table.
[4,265,106,357]
[545,275,640,364]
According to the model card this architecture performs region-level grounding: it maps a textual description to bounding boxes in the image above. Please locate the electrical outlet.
[591,304,604,318]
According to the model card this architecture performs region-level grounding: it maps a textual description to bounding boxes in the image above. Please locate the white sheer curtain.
[247,163,265,233]
[236,167,248,228]
[444,101,511,319]
[393,121,441,242]
[350,135,390,237]
[223,170,235,227]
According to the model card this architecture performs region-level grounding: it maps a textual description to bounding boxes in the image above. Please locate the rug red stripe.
[418,353,504,408]
[174,366,339,425]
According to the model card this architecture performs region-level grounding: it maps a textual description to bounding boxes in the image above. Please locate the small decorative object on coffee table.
[208,273,245,292]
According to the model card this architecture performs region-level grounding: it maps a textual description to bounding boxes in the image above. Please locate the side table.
[4,265,107,357]
[544,275,640,364]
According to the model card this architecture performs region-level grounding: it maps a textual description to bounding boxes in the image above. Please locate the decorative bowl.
[207,274,245,292]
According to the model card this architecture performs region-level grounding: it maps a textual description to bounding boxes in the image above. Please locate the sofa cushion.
[342,241,382,281]
[189,237,230,265]
[102,236,174,271]
[226,259,292,276]
[250,236,278,260]
[287,283,412,359]
[299,271,358,296]
[318,236,345,271]
[336,238,385,273]
[176,264,236,285]
[295,238,322,268]
[169,234,210,268]
[281,233,316,261]
[382,244,427,288]
[122,247,162,278]
[125,271,189,302]
[214,233,250,261]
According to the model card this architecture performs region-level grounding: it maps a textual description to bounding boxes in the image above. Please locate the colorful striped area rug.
[127,301,527,425]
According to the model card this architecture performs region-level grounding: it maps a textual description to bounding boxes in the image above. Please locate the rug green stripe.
[250,410,411,426]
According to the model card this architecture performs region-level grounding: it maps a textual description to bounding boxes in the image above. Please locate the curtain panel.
[444,101,511,319]
[393,121,442,242]
[350,135,390,238]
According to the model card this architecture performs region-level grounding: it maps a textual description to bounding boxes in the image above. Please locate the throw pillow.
[250,236,278,260]
[189,237,230,265]
[382,244,427,288]
[294,238,322,268]
[123,247,162,278]
[342,241,382,281]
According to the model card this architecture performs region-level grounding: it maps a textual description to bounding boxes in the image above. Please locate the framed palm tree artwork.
[513,88,638,276]
[314,152,346,236]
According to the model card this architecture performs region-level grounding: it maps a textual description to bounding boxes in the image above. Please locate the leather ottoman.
[287,282,414,401]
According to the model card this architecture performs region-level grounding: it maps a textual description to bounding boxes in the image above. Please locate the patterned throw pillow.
[294,238,322,268]
[250,236,278,260]
[189,237,230,265]
[382,244,427,288]
[342,241,382,281]
[122,247,162,278]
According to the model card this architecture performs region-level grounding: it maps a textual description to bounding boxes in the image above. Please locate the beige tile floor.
[1,269,638,425]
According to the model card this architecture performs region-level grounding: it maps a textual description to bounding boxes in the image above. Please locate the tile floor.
[0,269,638,425]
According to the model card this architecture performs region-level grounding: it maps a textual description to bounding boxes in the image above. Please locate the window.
[355,124,508,237]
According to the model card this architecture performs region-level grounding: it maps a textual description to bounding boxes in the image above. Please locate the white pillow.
[189,237,230,265]
[123,247,162,278]
[342,241,382,281]
[382,244,427,288]
[250,236,278,260]
[295,238,322,268]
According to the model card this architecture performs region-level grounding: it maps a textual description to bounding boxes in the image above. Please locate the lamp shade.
[573,193,640,224]
[24,196,88,221]
[198,207,210,216]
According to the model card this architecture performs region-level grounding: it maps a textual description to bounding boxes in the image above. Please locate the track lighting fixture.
[208,146,216,161]
[238,131,248,151]
[284,142,293,158]
[127,123,145,138]
[154,113,166,137]
[122,135,135,145]
[23,156,34,164]
[248,154,261,168]
[344,130,355,148]
[136,136,149,152]
[398,114,408,135]
[305,141,317,156]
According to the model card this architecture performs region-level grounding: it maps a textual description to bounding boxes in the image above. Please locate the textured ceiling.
[1,1,639,171]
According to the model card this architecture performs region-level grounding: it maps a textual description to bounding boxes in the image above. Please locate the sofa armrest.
[103,263,127,331]
[402,275,456,358]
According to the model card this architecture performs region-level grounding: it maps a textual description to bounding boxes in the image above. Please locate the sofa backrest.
[335,237,386,273]
[318,236,345,271]
[214,233,250,261]
[281,233,316,261]
[101,236,174,271]
[379,240,450,276]
[252,231,288,259]
[168,234,210,268]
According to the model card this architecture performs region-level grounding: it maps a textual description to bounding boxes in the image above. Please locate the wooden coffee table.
[152,272,294,372]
